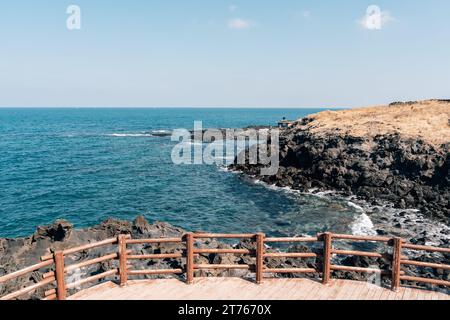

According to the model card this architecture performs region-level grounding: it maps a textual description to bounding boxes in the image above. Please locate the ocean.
[0,107,372,238]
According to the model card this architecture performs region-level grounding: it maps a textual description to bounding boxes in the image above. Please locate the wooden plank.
[378,285,393,300]
[65,277,450,301]
[363,284,380,300]
[303,280,324,300]
[394,287,407,300]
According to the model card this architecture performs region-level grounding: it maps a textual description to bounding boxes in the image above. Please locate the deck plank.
[68,278,449,300]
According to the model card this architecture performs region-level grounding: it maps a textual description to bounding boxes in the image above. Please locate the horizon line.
[0,105,348,109]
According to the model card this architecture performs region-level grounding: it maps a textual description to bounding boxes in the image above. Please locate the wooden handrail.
[126,238,183,244]
[65,253,119,272]
[402,243,450,253]
[331,234,391,242]
[128,269,183,275]
[40,237,119,261]
[264,268,317,274]
[264,252,317,258]
[0,276,56,301]
[128,253,183,260]
[400,276,450,287]
[193,233,256,239]
[194,264,250,270]
[66,269,118,289]
[0,260,53,284]
[331,265,385,274]
[400,259,450,270]
[331,249,383,258]
[194,248,251,254]
[264,236,318,242]
[1,231,449,300]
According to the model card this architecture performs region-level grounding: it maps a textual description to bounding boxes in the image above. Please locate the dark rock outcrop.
[231,112,449,222]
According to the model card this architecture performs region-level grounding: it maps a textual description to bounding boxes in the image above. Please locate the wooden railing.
[0,232,449,300]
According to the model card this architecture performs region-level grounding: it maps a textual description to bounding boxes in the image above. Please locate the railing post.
[54,251,66,300]
[118,235,128,286]
[391,237,403,291]
[185,233,194,284]
[256,233,265,284]
[322,232,332,284]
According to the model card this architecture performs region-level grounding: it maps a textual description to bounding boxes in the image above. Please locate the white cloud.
[302,10,311,19]
[228,18,253,30]
[229,5,237,13]
[359,6,395,30]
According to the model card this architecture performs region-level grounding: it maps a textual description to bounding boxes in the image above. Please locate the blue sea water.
[0,108,366,238]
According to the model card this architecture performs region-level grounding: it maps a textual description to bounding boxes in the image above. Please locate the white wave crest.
[109,133,153,137]
[351,213,377,236]
[347,201,364,212]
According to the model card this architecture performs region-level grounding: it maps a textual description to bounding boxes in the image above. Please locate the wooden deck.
[68,278,450,300]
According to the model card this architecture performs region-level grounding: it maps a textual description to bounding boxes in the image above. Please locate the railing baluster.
[256,233,265,284]
[185,233,194,284]
[391,237,403,291]
[54,251,67,300]
[118,235,128,286]
[322,232,332,284]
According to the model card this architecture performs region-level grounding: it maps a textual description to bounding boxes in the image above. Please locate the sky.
[0,0,449,108]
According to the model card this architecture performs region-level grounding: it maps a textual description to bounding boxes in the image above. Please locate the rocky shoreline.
[231,100,449,223]
[1,217,448,299]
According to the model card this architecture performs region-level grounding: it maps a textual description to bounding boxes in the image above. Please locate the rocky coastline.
[231,100,449,223]
[1,217,449,299]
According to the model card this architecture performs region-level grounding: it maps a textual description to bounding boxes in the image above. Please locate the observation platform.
[68,278,450,300]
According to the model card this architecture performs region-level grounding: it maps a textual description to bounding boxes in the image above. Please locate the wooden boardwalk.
[68,278,450,300]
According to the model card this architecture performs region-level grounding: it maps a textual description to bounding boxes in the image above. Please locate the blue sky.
[1,1,449,107]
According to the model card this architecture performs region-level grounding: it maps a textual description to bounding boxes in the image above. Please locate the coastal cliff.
[232,100,450,221]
